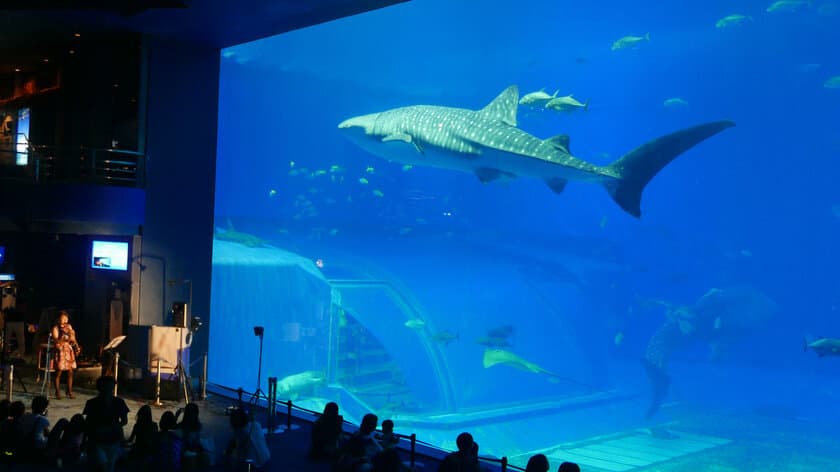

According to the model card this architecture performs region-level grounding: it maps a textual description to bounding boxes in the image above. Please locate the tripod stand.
[248,326,265,406]
[174,327,192,404]
[39,332,53,397]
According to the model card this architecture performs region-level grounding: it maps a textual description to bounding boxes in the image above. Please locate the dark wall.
[137,38,218,375]
[0,232,130,353]
[28,34,141,151]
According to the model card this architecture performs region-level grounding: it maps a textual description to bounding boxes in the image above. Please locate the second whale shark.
[338,85,734,218]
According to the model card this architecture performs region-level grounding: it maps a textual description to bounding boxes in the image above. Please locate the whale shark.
[338,85,734,217]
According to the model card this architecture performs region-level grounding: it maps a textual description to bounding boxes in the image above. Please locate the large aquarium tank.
[209,0,840,469]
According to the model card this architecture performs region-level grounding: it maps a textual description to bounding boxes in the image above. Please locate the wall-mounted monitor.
[15,108,29,166]
[91,240,129,271]
[0,246,5,265]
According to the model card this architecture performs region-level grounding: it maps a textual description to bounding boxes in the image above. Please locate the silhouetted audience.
[377,419,400,450]
[18,395,51,460]
[57,413,87,467]
[525,453,550,472]
[176,403,208,469]
[83,375,130,472]
[224,407,270,471]
[372,447,404,472]
[154,410,184,471]
[0,400,26,460]
[336,433,373,472]
[357,414,383,459]
[126,404,158,468]
[557,461,581,472]
[437,432,480,472]
[308,401,343,462]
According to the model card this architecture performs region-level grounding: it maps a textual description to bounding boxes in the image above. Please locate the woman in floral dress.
[52,310,78,399]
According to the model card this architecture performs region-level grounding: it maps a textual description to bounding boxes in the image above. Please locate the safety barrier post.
[113,353,120,396]
[410,433,416,469]
[154,359,162,406]
[286,400,293,430]
[200,354,208,400]
[267,377,277,432]
[5,365,12,401]
[501,457,508,471]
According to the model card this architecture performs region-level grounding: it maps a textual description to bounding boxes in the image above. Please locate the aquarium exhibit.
[209,0,840,469]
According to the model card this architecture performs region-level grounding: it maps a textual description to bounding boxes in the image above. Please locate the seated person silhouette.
[437,432,480,472]
[309,401,344,461]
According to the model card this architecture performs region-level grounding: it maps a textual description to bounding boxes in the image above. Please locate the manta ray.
[338,85,734,217]
[482,348,591,388]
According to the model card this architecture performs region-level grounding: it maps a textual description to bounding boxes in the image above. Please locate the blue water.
[210,0,840,468]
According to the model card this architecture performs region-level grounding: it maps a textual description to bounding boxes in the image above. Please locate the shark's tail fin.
[603,120,735,217]
[643,359,671,418]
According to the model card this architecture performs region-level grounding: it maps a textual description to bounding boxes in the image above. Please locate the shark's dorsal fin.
[545,177,568,194]
[383,133,423,154]
[479,85,518,127]
[546,134,571,153]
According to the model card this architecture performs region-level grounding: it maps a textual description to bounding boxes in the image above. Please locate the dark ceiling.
[0,0,406,48]
[0,0,407,83]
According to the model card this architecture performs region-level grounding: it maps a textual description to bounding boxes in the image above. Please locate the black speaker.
[171,301,187,328]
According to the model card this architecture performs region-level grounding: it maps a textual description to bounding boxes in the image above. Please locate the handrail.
[207,382,529,471]
[0,144,145,187]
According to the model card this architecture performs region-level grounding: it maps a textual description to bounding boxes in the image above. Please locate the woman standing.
[52,310,78,399]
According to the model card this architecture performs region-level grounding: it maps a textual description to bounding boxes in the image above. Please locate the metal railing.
[0,144,145,187]
[209,382,527,471]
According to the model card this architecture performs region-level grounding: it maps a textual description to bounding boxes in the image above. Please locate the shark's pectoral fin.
[383,133,423,154]
[478,85,519,127]
[545,178,568,194]
[475,168,515,183]
[546,134,571,153]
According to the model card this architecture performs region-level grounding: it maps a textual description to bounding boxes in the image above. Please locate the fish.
[276,370,325,401]
[268,189,277,197]
[372,189,385,197]
[519,88,558,108]
[715,14,753,28]
[358,177,369,185]
[338,85,734,218]
[431,330,459,346]
[766,0,811,13]
[663,97,689,109]
[804,337,840,357]
[824,76,840,89]
[482,349,591,388]
[545,95,589,113]
[486,324,515,339]
[611,33,650,51]
[404,319,425,330]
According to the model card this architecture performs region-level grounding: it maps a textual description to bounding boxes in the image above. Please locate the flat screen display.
[15,108,29,166]
[0,246,5,265]
[91,240,129,271]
